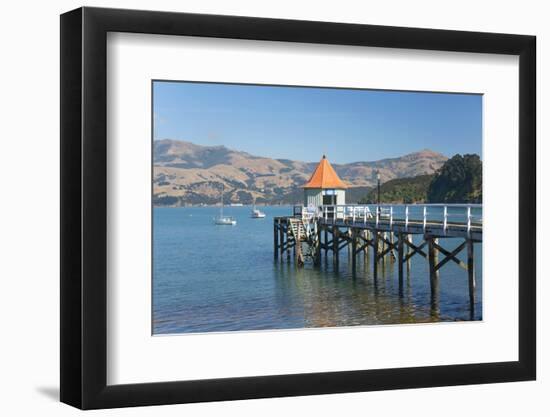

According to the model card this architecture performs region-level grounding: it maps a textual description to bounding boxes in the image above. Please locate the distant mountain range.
[153,139,448,206]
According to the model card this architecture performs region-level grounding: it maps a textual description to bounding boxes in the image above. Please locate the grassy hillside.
[153,139,448,206]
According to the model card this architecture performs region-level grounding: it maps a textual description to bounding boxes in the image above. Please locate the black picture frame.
[60,6,536,410]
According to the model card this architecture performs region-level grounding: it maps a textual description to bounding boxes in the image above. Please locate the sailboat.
[214,184,236,225]
[250,198,266,218]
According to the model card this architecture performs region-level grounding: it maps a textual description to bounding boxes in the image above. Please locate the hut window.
[322,194,336,205]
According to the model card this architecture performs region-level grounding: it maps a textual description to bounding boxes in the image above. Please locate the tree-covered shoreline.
[357,154,482,204]
[427,154,482,203]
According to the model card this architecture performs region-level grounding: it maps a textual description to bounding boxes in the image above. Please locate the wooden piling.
[390,232,396,261]
[294,224,299,263]
[314,220,321,266]
[274,220,279,259]
[351,228,357,275]
[279,221,285,260]
[286,230,291,262]
[406,234,412,271]
[333,226,339,267]
[467,239,476,313]
[346,227,353,262]
[382,232,387,262]
[324,226,328,258]
[428,236,440,315]
[296,226,304,267]
[373,231,379,279]
[398,232,404,287]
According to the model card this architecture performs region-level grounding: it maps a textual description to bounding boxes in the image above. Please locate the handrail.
[300,202,480,207]
[423,206,427,231]
[467,206,472,236]
[312,203,482,209]
[300,203,482,229]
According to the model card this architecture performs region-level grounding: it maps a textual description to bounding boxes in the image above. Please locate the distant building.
[303,155,348,206]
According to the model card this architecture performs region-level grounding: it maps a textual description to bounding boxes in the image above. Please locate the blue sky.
[153,81,482,164]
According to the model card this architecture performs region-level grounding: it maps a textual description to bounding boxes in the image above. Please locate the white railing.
[296,204,482,231]
[467,206,471,236]
[423,206,427,231]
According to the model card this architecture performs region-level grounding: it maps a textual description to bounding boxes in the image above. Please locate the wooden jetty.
[274,204,482,315]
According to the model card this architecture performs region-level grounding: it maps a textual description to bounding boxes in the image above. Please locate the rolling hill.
[153,139,448,206]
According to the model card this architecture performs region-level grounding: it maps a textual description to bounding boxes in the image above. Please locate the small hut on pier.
[303,155,348,207]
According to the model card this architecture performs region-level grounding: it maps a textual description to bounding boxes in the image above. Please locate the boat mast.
[220,183,224,217]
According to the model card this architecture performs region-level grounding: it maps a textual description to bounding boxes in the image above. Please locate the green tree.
[358,174,433,204]
[427,154,482,203]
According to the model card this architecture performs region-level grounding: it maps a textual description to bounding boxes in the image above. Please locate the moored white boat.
[214,184,237,225]
[214,216,237,225]
[251,209,266,219]
[250,199,266,218]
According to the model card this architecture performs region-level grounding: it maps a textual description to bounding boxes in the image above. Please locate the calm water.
[153,206,482,334]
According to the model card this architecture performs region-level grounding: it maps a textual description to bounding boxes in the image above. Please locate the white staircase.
[288,217,319,261]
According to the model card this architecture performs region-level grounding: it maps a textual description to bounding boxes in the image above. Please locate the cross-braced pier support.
[274,214,481,316]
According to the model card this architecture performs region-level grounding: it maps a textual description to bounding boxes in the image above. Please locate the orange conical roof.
[303,155,348,189]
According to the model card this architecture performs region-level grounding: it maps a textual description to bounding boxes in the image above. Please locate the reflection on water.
[275,249,446,329]
[153,206,482,335]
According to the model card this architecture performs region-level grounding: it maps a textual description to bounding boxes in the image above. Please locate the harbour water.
[153,206,482,335]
